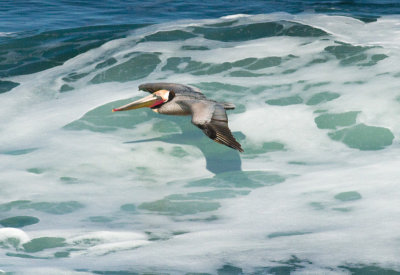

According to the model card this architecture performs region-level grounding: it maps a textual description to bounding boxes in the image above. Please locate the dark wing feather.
[188,101,243,152]
[139,83,205,99]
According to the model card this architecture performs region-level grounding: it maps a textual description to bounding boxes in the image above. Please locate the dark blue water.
[2,0,400,80]
[2,0,400,35]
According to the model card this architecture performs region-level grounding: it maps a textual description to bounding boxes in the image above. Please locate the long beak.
[112,94,161,112]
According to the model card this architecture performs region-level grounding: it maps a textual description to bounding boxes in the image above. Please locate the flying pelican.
[113,83,243,152]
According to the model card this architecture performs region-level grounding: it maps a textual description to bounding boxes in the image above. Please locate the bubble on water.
[140,30,197,42]
[266,95,303,106]
[23,237,66,253]
[306,92,340,105]
[139,199,221,215]
[0,200,84,215]
[0,216,39,228]
[334,191,362,202]
[314,111,360,129]
[328,124,394,150]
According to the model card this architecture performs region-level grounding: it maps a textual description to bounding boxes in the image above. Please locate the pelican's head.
[112,90,173,112]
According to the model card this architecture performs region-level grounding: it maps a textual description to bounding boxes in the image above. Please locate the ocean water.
[1,1,400,274]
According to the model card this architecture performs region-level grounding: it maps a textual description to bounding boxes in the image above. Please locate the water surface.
[1,2,400,274]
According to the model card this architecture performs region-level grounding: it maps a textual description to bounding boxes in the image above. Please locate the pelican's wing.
[139,83,205,98]
[186,101,243,152]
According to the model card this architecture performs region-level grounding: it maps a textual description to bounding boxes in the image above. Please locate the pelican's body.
[113,83,243,152]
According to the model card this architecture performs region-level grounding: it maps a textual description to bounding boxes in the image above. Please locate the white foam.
[0,228,30,246]
[68,231,150,256]
[0,32,14,37]
[221,14,251,20]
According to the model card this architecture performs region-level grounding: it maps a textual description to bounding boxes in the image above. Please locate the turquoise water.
[1,3,400,275]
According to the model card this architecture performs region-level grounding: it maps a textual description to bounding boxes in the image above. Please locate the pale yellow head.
[112,89,172,112]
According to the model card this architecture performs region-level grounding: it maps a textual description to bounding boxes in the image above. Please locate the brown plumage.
[114,83,243,152]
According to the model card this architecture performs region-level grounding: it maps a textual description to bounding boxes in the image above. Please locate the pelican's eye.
[168,91,175,102]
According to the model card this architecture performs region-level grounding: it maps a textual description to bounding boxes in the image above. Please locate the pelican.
[113,83,243,152]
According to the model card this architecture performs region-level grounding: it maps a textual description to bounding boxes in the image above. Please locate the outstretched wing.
[187,101,243,152]
[139,82,205,98]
